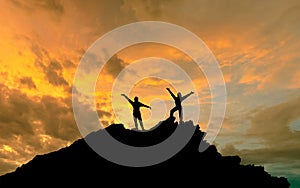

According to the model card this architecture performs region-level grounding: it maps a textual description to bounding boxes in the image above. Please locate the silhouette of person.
[121,94,151,131]
[166,88,194,122]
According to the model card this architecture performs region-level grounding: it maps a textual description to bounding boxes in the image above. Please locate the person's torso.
[175,97,181,107]
[132,102,142,114]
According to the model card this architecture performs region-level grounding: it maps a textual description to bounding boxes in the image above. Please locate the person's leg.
[133,116,138,130]
[139,119,145,131]
[170,106,178,117]
[179,106,183,123]
[136,113,145,131]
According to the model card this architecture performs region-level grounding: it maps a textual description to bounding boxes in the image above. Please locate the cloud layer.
[0,1,299,187]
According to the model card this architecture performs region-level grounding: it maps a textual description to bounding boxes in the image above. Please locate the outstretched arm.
[121,94,133,104]
[140,103,151,109]
[166,88,176,100]
[181,91,194,101]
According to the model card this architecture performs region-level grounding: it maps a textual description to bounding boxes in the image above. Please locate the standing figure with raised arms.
[121,94,151,131]
[166,88,194,123]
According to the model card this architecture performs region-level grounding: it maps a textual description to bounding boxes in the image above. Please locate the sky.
[0,0,299,186]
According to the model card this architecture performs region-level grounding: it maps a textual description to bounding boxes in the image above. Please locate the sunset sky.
[0,0,300,186]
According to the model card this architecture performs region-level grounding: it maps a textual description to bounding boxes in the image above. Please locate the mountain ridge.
[0,117,290,187]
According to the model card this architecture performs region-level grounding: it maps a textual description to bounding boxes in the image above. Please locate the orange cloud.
[1,1,300,184]
[290,71,300,89]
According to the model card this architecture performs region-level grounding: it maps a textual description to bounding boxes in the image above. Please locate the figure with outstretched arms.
[121,94,151,131]
[166,88,194,122]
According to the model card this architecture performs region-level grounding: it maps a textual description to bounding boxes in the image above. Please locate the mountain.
[0,117,290,187]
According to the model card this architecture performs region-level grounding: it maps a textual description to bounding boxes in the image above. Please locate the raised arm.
[166,88,176,100]
[121,94,133,104]
[181,91,194,101]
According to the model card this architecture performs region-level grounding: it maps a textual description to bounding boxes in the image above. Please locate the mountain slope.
[0,117,290,187]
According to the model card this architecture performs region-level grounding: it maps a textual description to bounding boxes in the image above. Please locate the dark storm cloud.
[104,55,126,78]
[261,4,300,39]
[97,109,111,119]
[72,0,137,32]
[0,84,35,139]
[222,143,300,165]
[10,0,64,14]
[64,60,75,69]
[125,0,292,30]
[20,76,37,89]
[79,51,100,74]
[45,67,68,86]
[0,85,80,174]
[79,52,126,79]
[247,97,300,146]
[31,44,69,87]
[31,44,49,61]
[48,60,63,71]
[45,60,68,86]
[36,59,69,87]
[0,83,80,141]
[37,96,80,141]
[72,95,107,136]
[221,97,300,176]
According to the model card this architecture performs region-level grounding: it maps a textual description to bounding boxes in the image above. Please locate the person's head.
[177,92,182,97]
[134,96,139,102]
